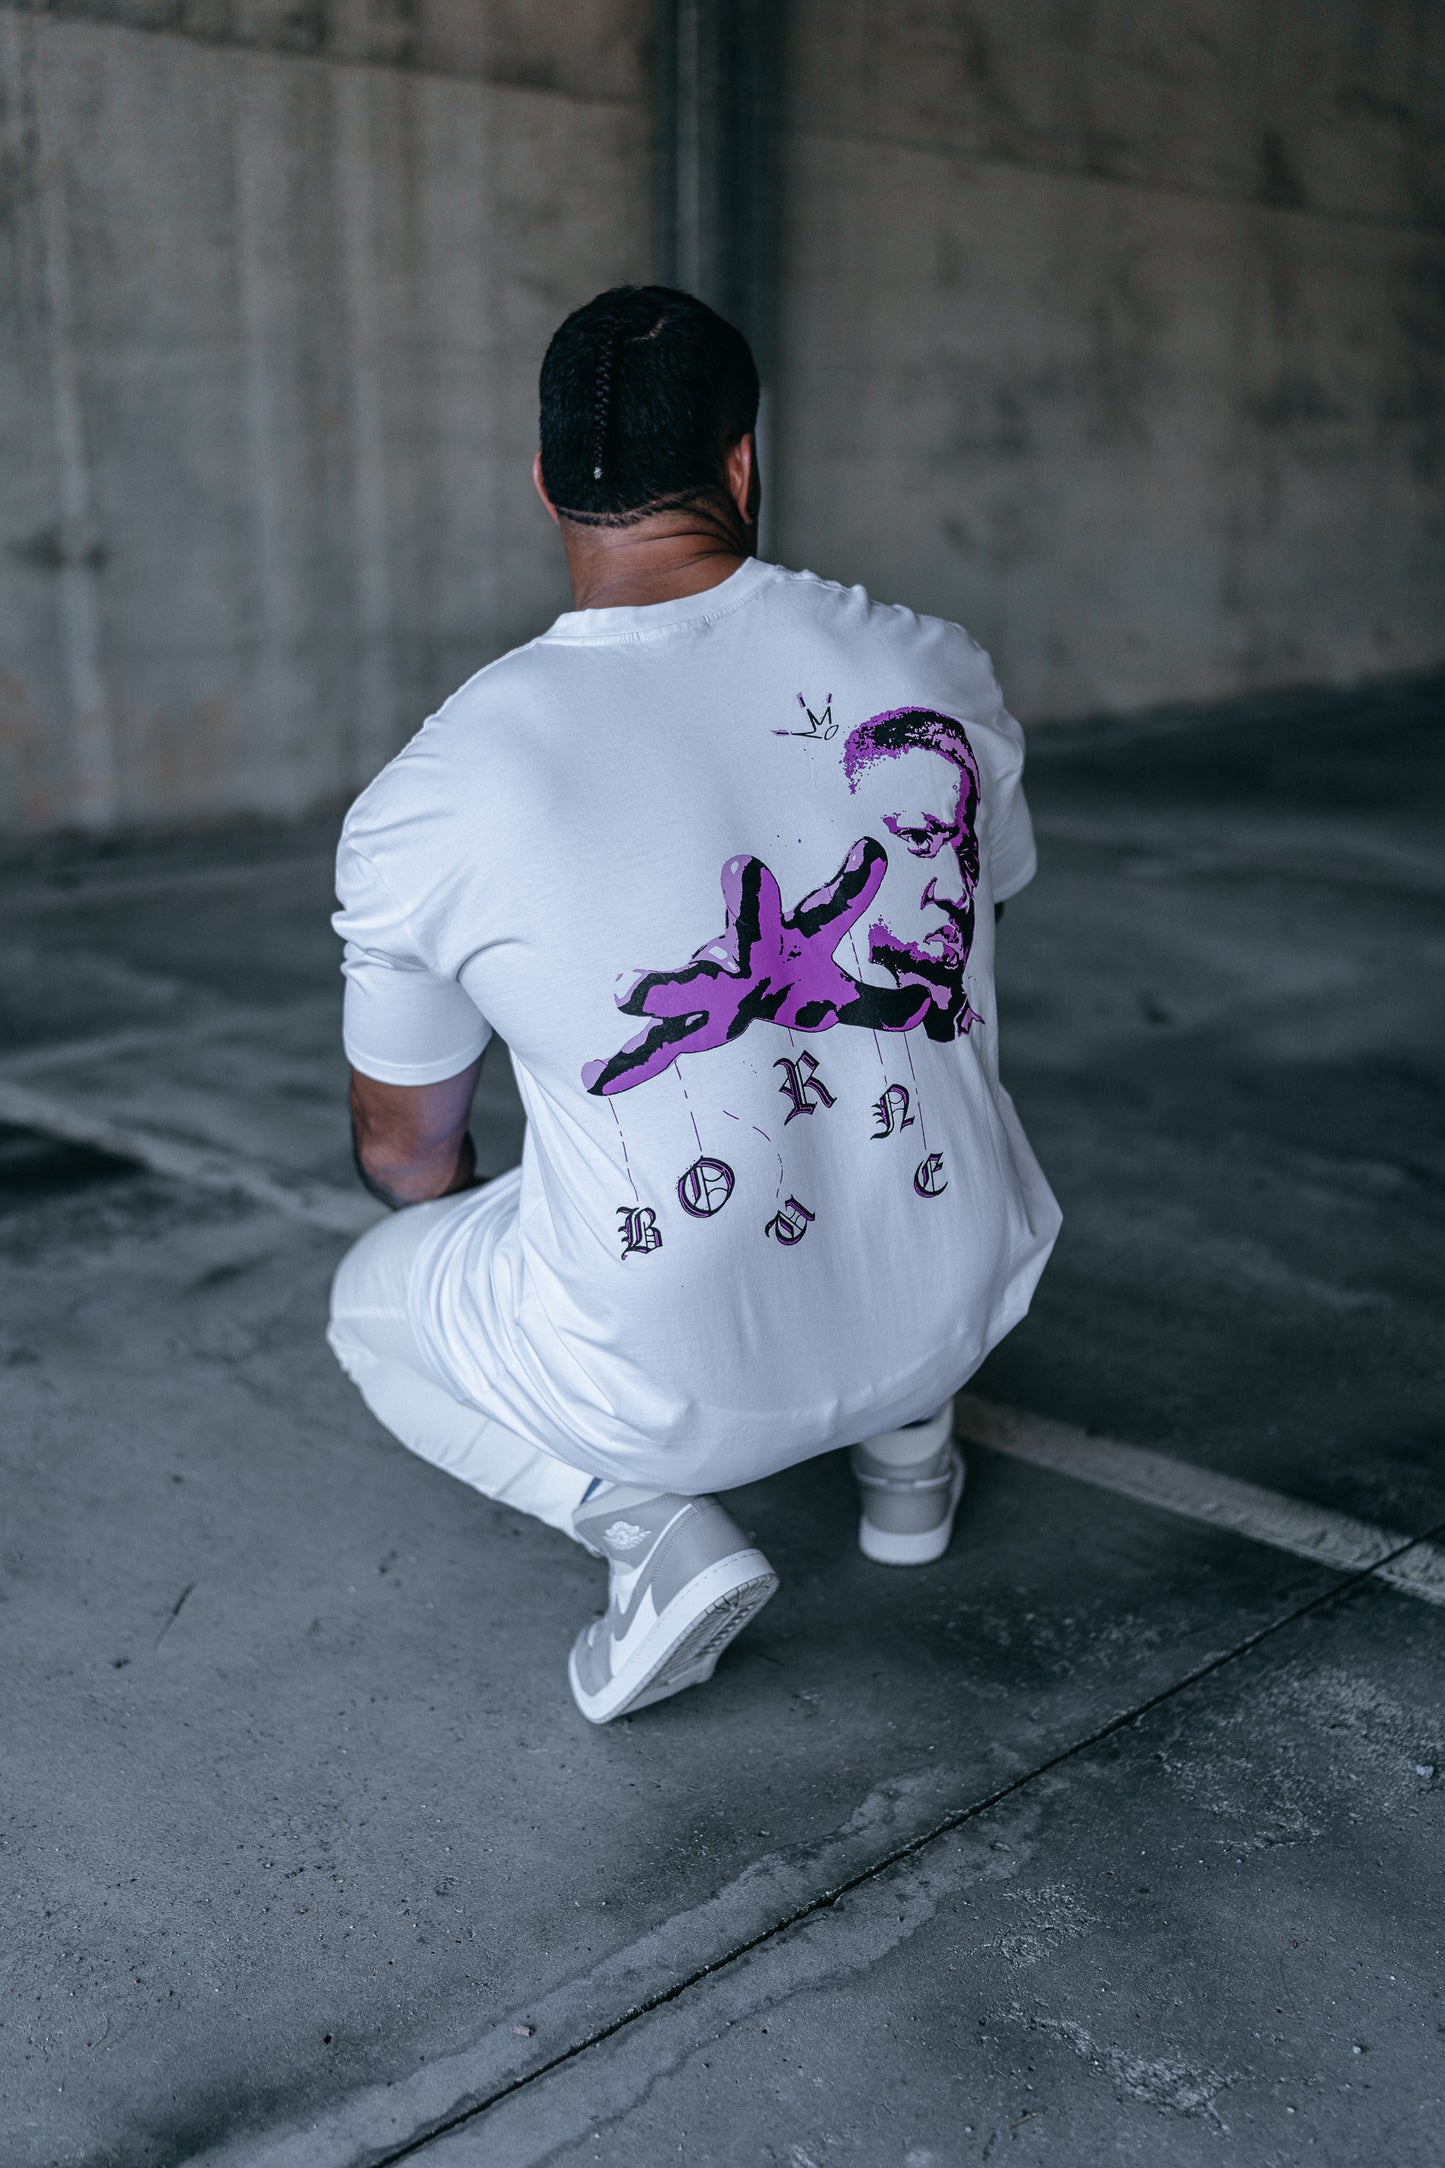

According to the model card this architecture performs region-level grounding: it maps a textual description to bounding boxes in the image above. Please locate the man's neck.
[559,501,754,612]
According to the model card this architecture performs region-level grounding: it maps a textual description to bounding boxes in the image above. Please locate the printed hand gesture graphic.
[583,839,932,1096]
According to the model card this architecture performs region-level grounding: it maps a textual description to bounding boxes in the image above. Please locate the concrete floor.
[2,676,1442,2167]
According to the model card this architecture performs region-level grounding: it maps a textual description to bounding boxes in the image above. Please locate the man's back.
[335,558,1059,1490]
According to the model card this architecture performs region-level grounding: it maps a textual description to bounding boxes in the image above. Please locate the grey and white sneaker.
[568,1485,778,1724]
[851,1402,965,1566]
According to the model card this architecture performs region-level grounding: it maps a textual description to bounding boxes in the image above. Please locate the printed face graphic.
[581,707,983,1096]
[848,742,981,1042]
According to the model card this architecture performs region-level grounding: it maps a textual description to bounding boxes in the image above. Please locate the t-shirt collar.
[543,556,777,642]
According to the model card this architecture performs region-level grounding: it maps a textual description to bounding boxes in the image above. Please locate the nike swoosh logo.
[609,1583,659,1670]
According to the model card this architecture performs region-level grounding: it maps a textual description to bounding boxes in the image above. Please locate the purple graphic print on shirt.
[842,706,983,1044]
[582,707,983,1097]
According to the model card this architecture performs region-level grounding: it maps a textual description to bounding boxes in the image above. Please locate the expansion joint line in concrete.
[12,1043,1442,2160]
[360,1514,1445,2167]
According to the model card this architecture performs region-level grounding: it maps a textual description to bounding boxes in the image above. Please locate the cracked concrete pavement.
[2,675,1442,2165]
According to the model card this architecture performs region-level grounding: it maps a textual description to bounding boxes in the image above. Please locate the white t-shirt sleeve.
[988,725,1038,903]
[946,633,1037,903]
[334,833,492,1085]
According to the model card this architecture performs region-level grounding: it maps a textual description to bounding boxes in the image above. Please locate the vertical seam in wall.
[674,0,703,296]
[233,58,304,811]
[333,63,396,788]
[25,12,117,828]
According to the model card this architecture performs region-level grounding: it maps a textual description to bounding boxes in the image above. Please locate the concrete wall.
[0,1,651,831]
[2,2,1442,833]
[775,0,1445,721]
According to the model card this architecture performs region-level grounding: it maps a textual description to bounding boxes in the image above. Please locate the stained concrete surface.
[777,1,1445,718]
[6,0,1443,833]
[0,3,650,832]
[450,1588,1445,2166]
[1,676,1442,2164]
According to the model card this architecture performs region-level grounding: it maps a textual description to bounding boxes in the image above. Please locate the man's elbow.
[348,1090,465,1208]
[351,1136,438,1210]
[352,1131,477,1209]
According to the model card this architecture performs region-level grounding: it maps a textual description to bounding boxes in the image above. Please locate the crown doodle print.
[582,708,983,1097]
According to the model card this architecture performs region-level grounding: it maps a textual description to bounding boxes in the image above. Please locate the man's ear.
[532,450,561,528]
[725,433,759,529]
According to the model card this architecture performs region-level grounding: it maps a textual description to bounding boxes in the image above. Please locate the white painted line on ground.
[179,1437,1445,2168]
[1375,1544,1445,1606]
[0,1078,378,1237]
[8,1073,1439,1603]
[956,1393,1445,1607]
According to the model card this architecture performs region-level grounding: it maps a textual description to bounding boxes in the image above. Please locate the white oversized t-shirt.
[334,560,1060,1491]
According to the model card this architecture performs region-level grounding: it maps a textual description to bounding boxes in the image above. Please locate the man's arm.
[349,1059,484,1210]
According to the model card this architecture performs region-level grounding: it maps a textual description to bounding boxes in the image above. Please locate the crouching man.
[328,285,1060,1724]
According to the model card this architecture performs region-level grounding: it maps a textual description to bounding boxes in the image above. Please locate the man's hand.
[349,1059,484,1210]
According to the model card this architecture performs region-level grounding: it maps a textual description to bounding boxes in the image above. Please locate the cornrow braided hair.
[591,312,623,483]
[538,283,760,523]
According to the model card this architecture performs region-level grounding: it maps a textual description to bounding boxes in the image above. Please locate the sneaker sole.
[568,1549,778,1725]
[858,1456,966,1567]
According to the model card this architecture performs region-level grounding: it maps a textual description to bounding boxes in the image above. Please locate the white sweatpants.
[328,1197,952,1542]
[327,1196,595,1542]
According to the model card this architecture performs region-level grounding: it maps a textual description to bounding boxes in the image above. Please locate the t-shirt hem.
[343,1034,491,1086]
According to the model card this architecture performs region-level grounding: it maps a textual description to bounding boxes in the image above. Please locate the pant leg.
[327,1196,593,1542]
[855,1401,955,1466]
